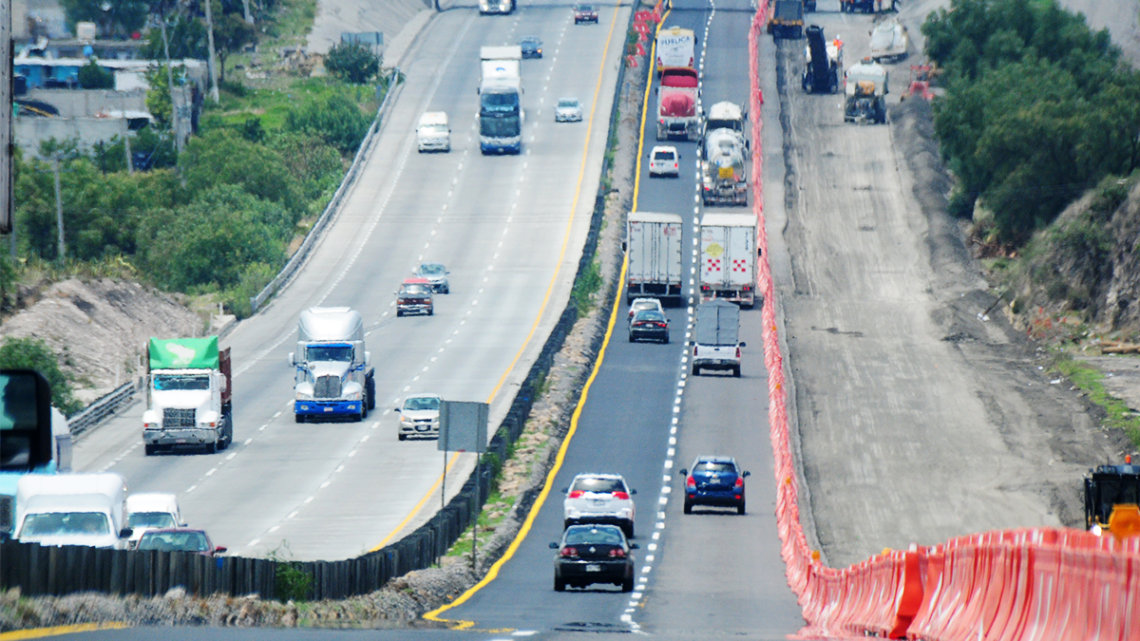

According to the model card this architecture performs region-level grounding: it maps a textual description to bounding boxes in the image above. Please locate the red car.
[574,3,598,24]
[396,277,434,317]
[136,527,226,557]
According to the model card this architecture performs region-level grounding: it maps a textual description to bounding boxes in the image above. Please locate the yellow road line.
[373,0,625,553]
[425,255,630,628]
[0,623,130,640]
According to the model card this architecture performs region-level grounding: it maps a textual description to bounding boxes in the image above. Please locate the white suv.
[563,473,637,538]
[648,145,680,177]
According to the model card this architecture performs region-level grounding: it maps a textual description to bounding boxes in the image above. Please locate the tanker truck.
[289,307,376,423]
[700,128,748,207]
[142,336,233,455]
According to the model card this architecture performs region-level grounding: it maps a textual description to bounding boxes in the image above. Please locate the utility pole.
[157,6,184,155]
[203,0,220,103]
[52,157,64,261]
[1,0,13,236]
[241,0,253,24]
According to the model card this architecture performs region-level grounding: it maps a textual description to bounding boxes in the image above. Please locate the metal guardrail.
[68,380,139,437]
[249,67,405,314]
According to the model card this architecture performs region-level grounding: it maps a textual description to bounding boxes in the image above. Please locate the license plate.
[324,407,333,412]
[176,439,187,444]
[590,499,606,506]
[586,564,601,572]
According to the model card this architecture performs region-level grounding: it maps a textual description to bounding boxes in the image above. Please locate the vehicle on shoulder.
[573,3,598,23]
[555,98,583,122]
[415,262,450,294]
[679,456,750,514]
[395,394,442,441]
[125,493,184,549]
[628,297,664,319]
[629,310,669,343]
[520,36,543,59]
[136,527,226,557]
[648,145,681,177]
[551,524,637,592]
[563,473,636,538]
[396,278,434,317]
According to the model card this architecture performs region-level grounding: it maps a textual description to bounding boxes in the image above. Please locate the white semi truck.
[626,211,684,305]
[699,213,760,308]
[143,337,233,455]
[289,307,376,423]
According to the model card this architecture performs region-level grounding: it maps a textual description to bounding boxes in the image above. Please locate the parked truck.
[626,211,684,305]
[844,57,888,124]
[289,307,376,423]
[479,46,524,154]
[691,299,746,377]
[143,337,232,455]
[700,121,749,207]
[767,0,804,39]
[802,25,841,94]
[14,473,132,549]
[699,213,760,308]
[655,26,696,74]
[656,67,700,141]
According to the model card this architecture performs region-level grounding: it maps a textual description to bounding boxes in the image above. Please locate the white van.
[125,493,184,548]
[417,112,451,153]
[15,473,133,549]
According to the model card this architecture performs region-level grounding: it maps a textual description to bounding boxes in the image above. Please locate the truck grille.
[314,375,342,399]
[0,495,12,533]
[163,407,196,428]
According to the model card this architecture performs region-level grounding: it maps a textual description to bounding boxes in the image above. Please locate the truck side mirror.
[214,546,228,555]
[739,342,747,348]
[365,351,372,367]
[0,370,54,471]
[287,352,295,367]
[678,468,688,476]
[394,408,401,413]
[119,528,134,539]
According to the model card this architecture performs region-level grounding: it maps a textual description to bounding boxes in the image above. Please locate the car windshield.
[632,300,659,311]
[128,512,177,529]
[480,114,521,137]
[522,37,540,45]
[419,264,446,276]
[558,99,579,109]
[306,345,353,362]
[401,284,430,296]
[405,397,440,411]
[21,512,110,537]
[421,124,448,134]
[694,461,736,473]
[576,4,595,11]
[153,374,210,391]
[653,150,675,160]
[564,526,623,546]
[137,531,210,552]
[571,476,624,493]
[635,311,666,322]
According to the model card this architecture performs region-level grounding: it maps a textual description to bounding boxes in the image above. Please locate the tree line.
[922,0,1140,245]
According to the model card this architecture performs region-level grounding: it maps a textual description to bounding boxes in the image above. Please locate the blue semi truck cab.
[289,307,376,423]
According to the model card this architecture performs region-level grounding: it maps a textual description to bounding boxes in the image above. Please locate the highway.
[70,0,632,562]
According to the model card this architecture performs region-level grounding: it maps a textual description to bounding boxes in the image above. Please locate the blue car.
[679,456,750,515]
[520,36,543,59]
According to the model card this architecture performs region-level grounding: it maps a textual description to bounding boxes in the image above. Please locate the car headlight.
[401,415,413,425]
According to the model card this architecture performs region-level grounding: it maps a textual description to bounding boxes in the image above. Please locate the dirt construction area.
[771,0,1137,568]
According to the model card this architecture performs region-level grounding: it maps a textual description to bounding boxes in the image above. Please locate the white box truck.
[416,112,451,152]
[699,213,760,308]
[691,299,745,377]
[626,211,684,305]
[289,307,376,423]
[14,473,133,549]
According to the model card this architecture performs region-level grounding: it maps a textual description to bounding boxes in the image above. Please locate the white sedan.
[555,98,584,122]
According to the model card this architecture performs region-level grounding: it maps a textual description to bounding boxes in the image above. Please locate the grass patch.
[447,489,515,559]
[570,259,603,319]
[1052,352,1140,447]
[202,79,379,132]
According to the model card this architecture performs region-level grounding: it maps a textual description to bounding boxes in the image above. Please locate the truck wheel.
[145,444,156,456]
[691,365,700,376]
[206,441,217,454]
[367,377,377,410]
[733,366,741,378]
[296,414,305,424]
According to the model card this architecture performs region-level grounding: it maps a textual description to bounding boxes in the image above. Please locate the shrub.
[0,338,81,415]
[285,94,372,155]
[180,129,301,211]
[77,60,114,89]
[324,42,380,84]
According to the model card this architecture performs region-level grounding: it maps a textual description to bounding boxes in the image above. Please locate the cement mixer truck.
[699,114,749,207]
[844,57,888,124]
[656,67,700,141]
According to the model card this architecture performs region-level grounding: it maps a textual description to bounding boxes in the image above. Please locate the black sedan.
[551,524,637,592]
[520,36,543,59]
[629,309,669,343]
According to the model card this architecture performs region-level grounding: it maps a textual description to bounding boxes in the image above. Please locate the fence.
[68,380,140,437]
[745,1,1140,639]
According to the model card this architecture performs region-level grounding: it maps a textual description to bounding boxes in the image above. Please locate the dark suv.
[679,456,750,514]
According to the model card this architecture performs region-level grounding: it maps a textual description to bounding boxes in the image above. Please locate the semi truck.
[655,26,696,73]
[479,46,523,154]
[801,25,841,94]
[656,67,700,141]
[289,307,376,423]
[699,213,760,308]
[143,336,233,455]
[703,101,746,136]
[844,57,888,124]
[14,472,132,549]
[626,211,684,305]
[700,105,749,207]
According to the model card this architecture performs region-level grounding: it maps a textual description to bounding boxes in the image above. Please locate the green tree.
[0,338,81,415]
[141,14,209,61]
[144,65,186,127]
[285,94,371,154]
[60,0,149,36]
[77,60,114,89]
[268,132,344,205]
[214,11,258,84]
[324,42,380,84]
[180,129,302,212]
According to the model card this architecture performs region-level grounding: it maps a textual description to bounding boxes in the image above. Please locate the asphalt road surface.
[70,0,631,562]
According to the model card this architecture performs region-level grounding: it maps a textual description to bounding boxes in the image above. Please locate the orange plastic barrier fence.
[745,2,1140,639]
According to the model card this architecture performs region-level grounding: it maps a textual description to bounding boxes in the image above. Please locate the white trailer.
[699,213,760,308]
[626,211,684,305]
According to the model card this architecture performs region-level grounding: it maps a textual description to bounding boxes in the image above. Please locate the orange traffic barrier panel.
[888,549,925,638]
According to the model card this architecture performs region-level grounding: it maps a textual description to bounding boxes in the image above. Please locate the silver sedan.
[555,98,584,122]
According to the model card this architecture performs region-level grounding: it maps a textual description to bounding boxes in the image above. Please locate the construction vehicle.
[656,67,700,141]
[767,0,804,40]
[840,0,875,12]
[844,57,888,124]
[143,337,233,455]
[901,64,934,101]
[1084,456,1140,533]
[869,19,909,62]
[626,212,685,305]
[289,307,376,423]
[801,25,841,94]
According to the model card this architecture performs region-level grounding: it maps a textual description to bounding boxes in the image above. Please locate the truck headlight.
[296,393,313,400]
[345,391,362,400]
